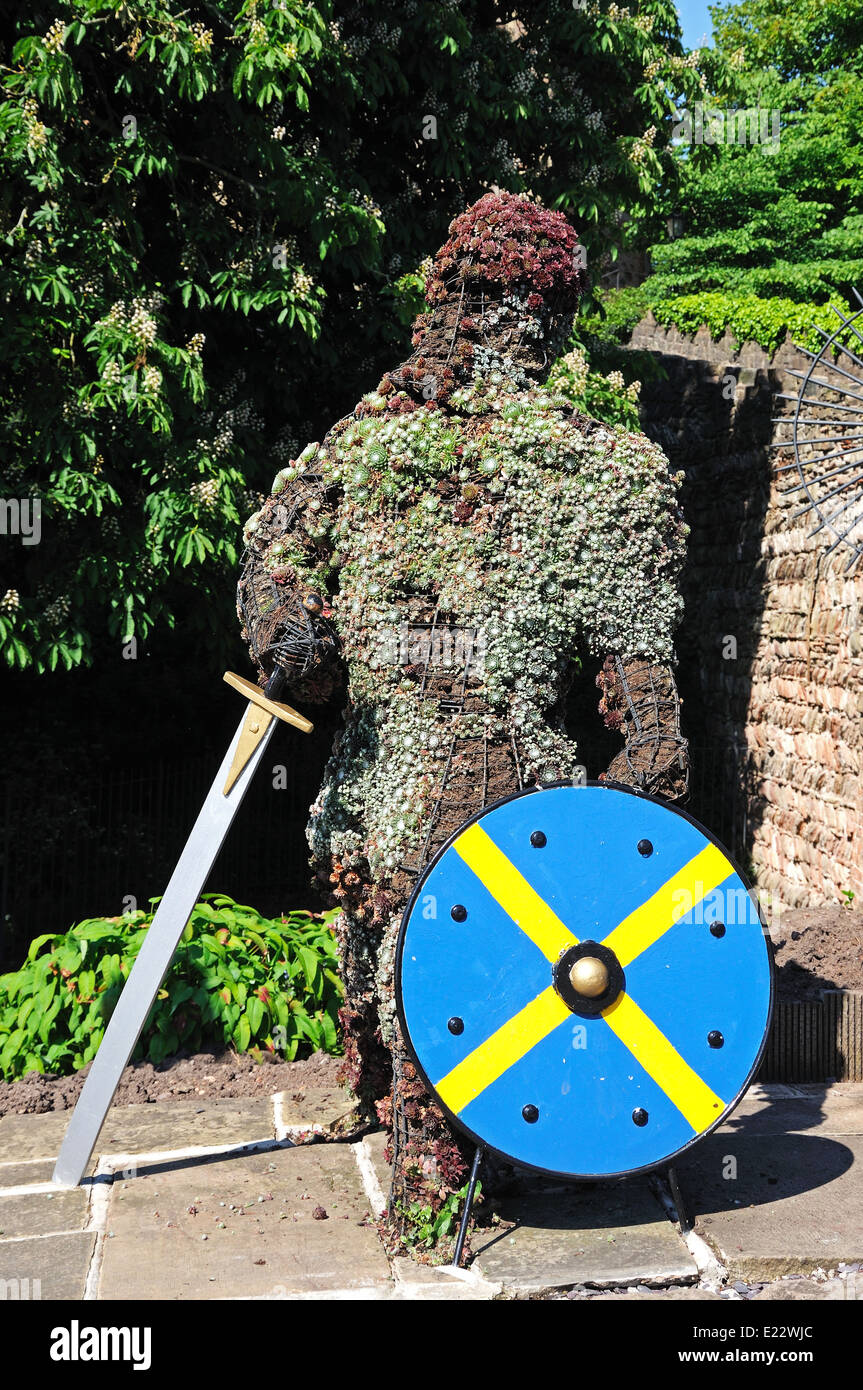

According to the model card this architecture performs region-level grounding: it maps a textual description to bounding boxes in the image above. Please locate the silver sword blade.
[51,710,279,1187]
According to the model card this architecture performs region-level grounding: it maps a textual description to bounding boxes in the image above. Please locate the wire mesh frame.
[387,1041,412,1219]
[394,255,579,406]
[236,467,338,683]
[771,289,863,572]
[612,655,690,800]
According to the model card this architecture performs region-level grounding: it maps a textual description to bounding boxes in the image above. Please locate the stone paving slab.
[473,1183,697,1294]
[0,1097,275,1168]
[87,1097,276,1157]
[98,1142,391,1299]
[0,1111,87,1163]
[360,1130,389,1207]
[363,1127,695,1294]
[389,1258,502,1300]
[0,1159,57,1188]
[0,1188,88,1239]
[276,1086,356,1131]
[1,1082,860,1300]
[0,1231,96,1300]
[724,1083,863,1138]
[389,1280,499,1300]
[678,1132,863,1280]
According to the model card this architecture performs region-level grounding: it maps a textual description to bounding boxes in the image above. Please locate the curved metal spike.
[813,329,863,371]
[786,369,863,403]
[776,394,862,414]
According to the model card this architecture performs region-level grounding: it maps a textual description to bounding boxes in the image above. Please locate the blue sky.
[676,0,716,50]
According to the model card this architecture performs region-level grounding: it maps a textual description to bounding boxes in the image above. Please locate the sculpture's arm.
[237,442,343,705]
[596,654,690,802]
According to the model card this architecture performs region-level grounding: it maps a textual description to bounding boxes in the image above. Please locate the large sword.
[51,670,312,1188]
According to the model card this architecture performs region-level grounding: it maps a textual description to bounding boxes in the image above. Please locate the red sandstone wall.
[627,315,863,907]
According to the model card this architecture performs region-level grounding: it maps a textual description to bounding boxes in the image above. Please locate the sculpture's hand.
[596,654,690,802]
[238,563,341,698]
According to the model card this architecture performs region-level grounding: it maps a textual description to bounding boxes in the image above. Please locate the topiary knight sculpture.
[237,191,689,1247]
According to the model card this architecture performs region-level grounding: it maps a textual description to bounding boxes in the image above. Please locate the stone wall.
[626,314,863,907]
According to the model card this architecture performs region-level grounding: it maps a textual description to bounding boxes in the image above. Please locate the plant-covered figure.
[237,192,689,1251]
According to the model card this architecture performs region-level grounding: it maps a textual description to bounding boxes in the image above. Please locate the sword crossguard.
[222,671,313,794]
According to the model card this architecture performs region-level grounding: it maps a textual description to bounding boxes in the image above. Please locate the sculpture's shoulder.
[472,384,675,477]
[547,399,678,488]
[547,399,669,463]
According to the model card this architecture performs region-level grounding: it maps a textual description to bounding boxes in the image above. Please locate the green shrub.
[649,291,853,356]
[595,284,855,357]
[578,284,655,348]
[392,1182,480,1261]
[548,344,642,432]
[0,894,343,1079]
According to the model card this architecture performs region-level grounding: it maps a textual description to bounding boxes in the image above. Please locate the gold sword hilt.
[221,671,313,795]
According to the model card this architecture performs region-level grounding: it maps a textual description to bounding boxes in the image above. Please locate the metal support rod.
[451,1145,484,1270]
[667,1164,691,1234]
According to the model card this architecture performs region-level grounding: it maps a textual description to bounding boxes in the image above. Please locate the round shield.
[395,782,773,1180]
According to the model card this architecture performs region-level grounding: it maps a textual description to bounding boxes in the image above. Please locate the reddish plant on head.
[425,191,587,312]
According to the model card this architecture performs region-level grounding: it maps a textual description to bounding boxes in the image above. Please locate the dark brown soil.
[770,907,863,1001]
[0,1048,342,1118]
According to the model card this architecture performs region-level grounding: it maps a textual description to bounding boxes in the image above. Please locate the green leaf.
[297,946,320,989]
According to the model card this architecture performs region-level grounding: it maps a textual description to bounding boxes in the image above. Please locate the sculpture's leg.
[385,1022,473,1247]
[379,728,523,1254]
[332,906,391,1118]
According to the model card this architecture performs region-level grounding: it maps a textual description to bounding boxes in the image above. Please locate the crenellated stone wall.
[625,314,863,907]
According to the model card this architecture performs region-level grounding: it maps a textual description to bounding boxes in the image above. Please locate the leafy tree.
[639,0,863,313]
[0,1,700,675]
[709,0,863,78]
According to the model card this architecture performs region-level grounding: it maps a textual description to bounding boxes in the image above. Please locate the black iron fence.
[0,717,329,970]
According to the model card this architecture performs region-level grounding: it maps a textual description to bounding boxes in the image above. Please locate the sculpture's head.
[385,192,587,402]
[425,190,587,328]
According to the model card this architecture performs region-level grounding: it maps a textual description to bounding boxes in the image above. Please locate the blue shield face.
[396,782,773,1179]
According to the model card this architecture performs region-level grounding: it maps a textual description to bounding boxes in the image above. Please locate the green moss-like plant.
[587,284,855,357]
[650,291,854,356]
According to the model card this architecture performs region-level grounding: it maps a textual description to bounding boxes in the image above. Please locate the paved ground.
[1,1082,861,1300]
